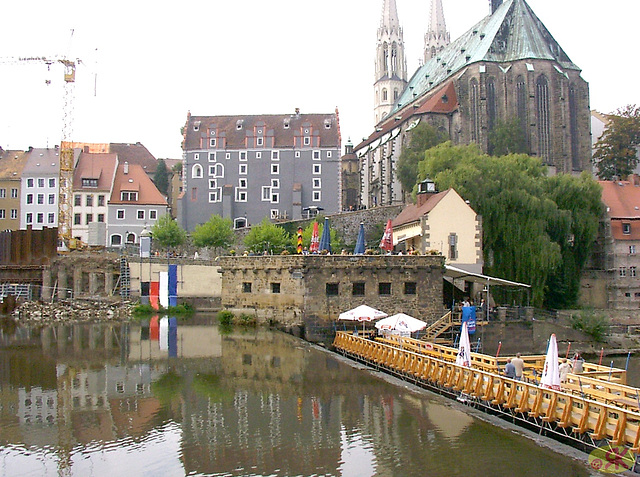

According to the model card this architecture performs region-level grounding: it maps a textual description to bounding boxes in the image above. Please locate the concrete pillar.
[57,267,68,300]
[41,268,52,301]
[497,306,507,321]
[105,271,114,296]
[524,306,534,321]
[73,267,83,297]
[89,272,99,295]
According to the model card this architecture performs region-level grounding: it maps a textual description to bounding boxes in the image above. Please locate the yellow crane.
[2,55,80,249]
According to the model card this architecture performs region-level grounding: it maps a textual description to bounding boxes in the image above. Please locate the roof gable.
[73,152,118,191]
[110,163,167,206]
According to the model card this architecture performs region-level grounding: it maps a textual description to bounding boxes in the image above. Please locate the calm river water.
[0,316,603,476]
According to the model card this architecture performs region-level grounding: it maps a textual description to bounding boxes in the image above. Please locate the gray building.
[179,110,342,231]
[19,147,64,230]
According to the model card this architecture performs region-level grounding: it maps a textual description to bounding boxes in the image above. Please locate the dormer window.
[236,119,244,130]
[121,191,138,202]
[623,223,631,235]
[324,119,332,129]
[193,121,200,131]
[82,178,99,188]
[284,119,290,129]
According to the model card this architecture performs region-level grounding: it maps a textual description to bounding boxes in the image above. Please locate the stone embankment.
[10,299,133,325]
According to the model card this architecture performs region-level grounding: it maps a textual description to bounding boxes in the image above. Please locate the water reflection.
[0,319,591,476]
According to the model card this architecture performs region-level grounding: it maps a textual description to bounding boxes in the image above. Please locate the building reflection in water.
[0,319,590,476]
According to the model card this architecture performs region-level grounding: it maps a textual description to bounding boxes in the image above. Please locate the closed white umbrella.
[375,313,427,333]
[540,334,561,390]
[456,321,472,368]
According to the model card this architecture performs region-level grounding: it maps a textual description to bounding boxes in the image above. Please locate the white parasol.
[456,321,472,368]
[339,305,388,322]
[540,333,561,390]
[375,313,427,333]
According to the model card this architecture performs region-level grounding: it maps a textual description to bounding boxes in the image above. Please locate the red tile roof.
[73,152,118,191]
[109,143,158,175]
[599,180,640,240]
[392,190,449,228]
[110,162,167,206]
[356,81,458,151]
[599,180,640,219]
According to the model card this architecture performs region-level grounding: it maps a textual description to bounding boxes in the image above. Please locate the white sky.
[0,0,637,159]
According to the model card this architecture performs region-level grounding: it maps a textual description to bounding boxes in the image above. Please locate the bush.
[217,310,234,326]
[238,313,257,326]
[132,303,156,315]
[570,311,609,342]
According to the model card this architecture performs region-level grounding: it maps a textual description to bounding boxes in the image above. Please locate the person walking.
[511,353,525,381]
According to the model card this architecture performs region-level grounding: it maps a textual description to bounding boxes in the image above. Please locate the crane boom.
[1,55,78,249]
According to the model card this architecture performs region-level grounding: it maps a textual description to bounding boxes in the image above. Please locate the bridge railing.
[333,331,640,452]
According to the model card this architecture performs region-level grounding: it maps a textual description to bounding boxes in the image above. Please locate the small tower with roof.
[374,0,408,126]
[423,0,450,63]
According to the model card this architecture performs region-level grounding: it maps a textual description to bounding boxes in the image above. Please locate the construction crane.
[1,55,80,249]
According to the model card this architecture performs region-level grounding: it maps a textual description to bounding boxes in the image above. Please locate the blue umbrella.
[319,217,332,253]
[354,222,366,254]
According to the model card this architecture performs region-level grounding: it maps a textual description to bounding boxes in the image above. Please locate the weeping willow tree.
[417,142,603,308]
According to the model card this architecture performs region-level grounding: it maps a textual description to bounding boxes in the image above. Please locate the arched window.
[569,83,580,170]
[430,46,436,59]
[126,233,136,244]
[234,217,247,229]
[214,163,224,178]
[391,42,398,74]
[536,75,551,162]
[470,78,480,142]
[516,75,528,149]
[383,42,389,75]
[382,88,388,102]
[110,234,122,246]
[393,88,399,100]
[486,77,497,132]
[192,164,203,179]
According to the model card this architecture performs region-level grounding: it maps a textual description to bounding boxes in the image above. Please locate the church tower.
[374,0,408,126]
[423,0,450,62]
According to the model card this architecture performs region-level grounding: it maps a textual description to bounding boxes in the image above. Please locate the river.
[0,315,606,476]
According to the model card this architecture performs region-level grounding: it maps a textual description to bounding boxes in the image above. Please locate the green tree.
[488,117,529,156]
[593,105,640,180]
[192,214,235,252]
[417,142,602,307]
[151,214,187,250]
[244,218,291,254]
[154,159,169,196]
[396,122,447,195]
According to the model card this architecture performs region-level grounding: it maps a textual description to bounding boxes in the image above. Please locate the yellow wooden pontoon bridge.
[333,332,640,472]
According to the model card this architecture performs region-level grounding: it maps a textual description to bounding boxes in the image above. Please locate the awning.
[444,265,531,288]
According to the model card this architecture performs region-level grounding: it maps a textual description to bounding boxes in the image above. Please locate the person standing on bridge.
[504,358,516,379]
[511,353,525,381]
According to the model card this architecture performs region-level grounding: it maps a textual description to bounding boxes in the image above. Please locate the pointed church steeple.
[424,0,450,63]
[374,0,407,126]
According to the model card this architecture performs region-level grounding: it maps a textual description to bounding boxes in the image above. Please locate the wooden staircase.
[423,311,455,344]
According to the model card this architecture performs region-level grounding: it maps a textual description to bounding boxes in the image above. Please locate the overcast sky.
[0,0,637,159]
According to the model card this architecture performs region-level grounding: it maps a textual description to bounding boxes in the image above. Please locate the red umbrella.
[379,219,393,252]
[309,221,320,253]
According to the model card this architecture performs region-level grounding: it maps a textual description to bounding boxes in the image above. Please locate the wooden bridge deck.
[333,331,640,468]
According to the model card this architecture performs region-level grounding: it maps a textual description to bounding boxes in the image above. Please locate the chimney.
[295,107,300,117]
[416,179,437,207]
[84,145,89,153]
[124,162,129,174]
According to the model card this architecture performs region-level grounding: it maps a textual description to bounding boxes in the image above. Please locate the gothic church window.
[536,75,551,162]
[391,42,398,74]
[470,78,480,142]
[383,89,388,102]
[486,77,497,133]
[569,84,580,170]
[516,75,528,149]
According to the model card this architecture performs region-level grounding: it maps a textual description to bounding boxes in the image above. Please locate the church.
[356,0,591,208]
